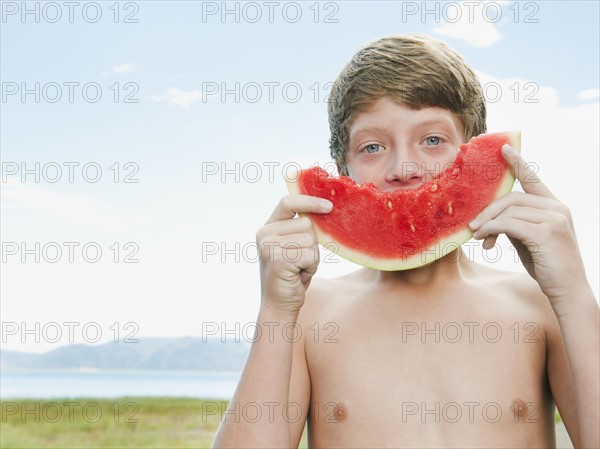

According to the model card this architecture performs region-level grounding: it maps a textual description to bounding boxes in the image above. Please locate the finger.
[501,145,557,200]
[266,194,332,224]
[259,239,318,268]
[300,270,315,288]
[300,249,320,278]
[285,245,320,275]
[476,205,551,249]
[473,205,552,235]
[482,235,498,250]
[473,206,551,239]
[473,216,537,244]
[259,233,317,258]
[299,251,320,289]
[507,236,533,262]
[262,216,316,237]
[277,233,318,252]
[469,192,559,230]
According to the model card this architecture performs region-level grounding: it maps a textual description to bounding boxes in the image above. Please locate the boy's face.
[345,96,465,192]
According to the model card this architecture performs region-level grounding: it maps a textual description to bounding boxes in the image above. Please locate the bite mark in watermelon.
[286,131,521,271]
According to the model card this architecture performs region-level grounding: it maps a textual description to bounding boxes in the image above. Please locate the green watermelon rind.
[286,131,521,271]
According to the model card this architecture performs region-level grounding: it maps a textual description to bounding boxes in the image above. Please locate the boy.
[213,34,599,448]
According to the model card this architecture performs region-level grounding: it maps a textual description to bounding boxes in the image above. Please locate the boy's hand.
[469,144,591,305]
[256,194,333,315]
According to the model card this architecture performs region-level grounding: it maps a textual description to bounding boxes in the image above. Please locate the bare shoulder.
[305,270,366,297]
[298,270,367,323]
[469,262,548,305]
[468,263,558,338]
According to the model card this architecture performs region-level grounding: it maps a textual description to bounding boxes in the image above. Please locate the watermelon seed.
[331,189,336,197]
[448,203,453,215]
[410,224,415,232]
[387,200,393,209]
[430,183,438,192]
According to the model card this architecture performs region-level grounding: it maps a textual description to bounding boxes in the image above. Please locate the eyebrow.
[416,118,454,128]
[350,119,454,141]
[350,126,387,141]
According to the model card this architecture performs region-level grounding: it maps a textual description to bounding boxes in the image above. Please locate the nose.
[384,145,424,188]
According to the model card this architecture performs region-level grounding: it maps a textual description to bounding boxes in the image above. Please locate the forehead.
[349,97,463,140]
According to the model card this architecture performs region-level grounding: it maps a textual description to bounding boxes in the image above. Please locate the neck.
[366,247,473,288]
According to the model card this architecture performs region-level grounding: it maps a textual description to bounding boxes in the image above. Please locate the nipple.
[332,402,348,422]
[510,398,529,420]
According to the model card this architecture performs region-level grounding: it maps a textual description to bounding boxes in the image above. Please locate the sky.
[1,1,599,352]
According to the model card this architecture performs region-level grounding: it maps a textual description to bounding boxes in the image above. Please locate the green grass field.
[0,397,308,448]
[1,397,563,448]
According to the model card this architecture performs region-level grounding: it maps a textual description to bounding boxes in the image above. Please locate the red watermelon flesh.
[286,131,520,270]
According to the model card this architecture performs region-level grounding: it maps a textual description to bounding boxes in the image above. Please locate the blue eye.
[424,136,441,146]
[362,144,382,154]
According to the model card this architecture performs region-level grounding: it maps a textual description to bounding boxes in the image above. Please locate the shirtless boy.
[213,34,599,448]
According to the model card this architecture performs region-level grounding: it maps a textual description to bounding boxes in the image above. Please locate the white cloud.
[475,70,561,128]
[469,70,599,297]
[150,87,203,110]
[100,63,137,76]
[112,63,137,74]
[433,1,504,47]
[578,88,600,100]
[1,180,140,231]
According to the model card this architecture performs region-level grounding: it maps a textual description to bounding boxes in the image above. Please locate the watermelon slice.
[286,131,521,270]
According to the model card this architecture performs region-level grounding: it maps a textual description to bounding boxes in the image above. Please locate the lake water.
[0,370,242,399]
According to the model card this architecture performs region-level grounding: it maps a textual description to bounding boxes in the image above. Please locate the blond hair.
[328,34,487,175]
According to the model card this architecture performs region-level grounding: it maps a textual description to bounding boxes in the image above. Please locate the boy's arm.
[469,144,599,448]
[545,303,581,447]
[211,305,311,448]
[212,195,332,448]
[548,287,599,448]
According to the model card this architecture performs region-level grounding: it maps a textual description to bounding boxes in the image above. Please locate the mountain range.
[0,337,251,371]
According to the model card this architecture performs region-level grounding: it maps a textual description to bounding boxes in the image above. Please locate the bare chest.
[304,287,555,447]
